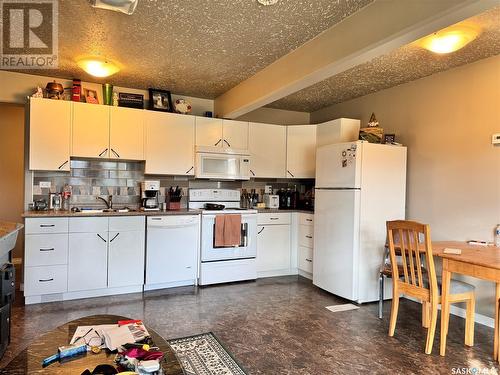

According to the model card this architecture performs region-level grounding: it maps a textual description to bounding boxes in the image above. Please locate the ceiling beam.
[214,0,497,119]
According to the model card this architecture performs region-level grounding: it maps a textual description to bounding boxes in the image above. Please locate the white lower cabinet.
[256,213,291,277]
[68,232,108,292]
[297,213,314,279]
[108,230,145,287]
[24,216,145,304]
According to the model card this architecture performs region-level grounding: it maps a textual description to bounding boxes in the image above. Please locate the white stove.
[189,189,257,286]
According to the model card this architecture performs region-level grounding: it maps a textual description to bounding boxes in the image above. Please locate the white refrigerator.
[313,141,407,303]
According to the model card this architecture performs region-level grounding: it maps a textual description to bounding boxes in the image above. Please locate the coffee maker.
[140,180,160,211]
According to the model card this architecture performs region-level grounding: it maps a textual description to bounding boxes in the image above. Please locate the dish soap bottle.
[495,224,500,247]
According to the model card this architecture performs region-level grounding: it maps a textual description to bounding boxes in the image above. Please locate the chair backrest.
[386,220,438,301]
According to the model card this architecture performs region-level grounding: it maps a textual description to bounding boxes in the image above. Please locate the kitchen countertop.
[23,208,313,218]
[22,208,201,218]
[0,221,20,239]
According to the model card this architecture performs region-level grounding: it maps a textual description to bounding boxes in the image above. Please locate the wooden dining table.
[432,241,500,360]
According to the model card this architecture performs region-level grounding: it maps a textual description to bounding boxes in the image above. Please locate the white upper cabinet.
[248,122,286,178]
[195,117,223,147]
[72,102,110,158]
[222,120,248,149]
[195,117,248,149]
[29,98,71,171]
[109,106,145,160]
[286,125,317,178]
[145,111,195,175]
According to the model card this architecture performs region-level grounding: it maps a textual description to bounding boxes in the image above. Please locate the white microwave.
[195,147,251,180]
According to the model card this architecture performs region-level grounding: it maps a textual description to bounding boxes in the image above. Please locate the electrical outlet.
[39,181,51,188]
[492,133,500,145]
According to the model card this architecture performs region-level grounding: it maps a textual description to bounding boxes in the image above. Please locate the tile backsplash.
[31,158,314,209]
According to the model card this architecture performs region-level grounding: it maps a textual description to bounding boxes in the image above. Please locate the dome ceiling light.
[76,56,121,77]
[89,0,138,15]
[416,24,480,54]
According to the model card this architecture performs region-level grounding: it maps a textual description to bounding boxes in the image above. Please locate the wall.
[0,104,25,258]
[311,55,500,318]
[31,159,314,211]
[236,107,310,125]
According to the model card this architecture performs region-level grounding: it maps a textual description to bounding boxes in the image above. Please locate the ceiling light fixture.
[89,0,138,15]
[257,0,279,5]
[417,24,480,54]
[76,56,121,78]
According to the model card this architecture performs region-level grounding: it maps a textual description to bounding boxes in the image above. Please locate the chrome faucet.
[96,195,113,209]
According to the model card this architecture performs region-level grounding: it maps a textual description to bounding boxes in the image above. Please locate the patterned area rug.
[168,332,247,375]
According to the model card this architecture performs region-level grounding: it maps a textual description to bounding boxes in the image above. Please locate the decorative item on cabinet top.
[174,98,192,115]
[148,88,173,112]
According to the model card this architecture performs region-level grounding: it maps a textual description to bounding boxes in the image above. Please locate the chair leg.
[378,274,384,319]
[388,286,399,337]
[425,301,438,355]
[422,301,430,328]
[465,295,475,347]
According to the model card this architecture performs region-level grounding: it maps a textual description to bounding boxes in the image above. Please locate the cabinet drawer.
[24,265,67,296]
[299,214,314,226]
[298,246,313,273]
[69,217,108,233]
[299,225,314,248]
[25,234,68,266]
[109,216,145,232]
[25,218,68,234]
[257,213,291,225]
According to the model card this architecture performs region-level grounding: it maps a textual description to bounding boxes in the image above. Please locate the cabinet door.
[68,232,108,291]
[222,120,248,149]
[72,102,110,158]
[248,122,286,178]
[108,230,145,287]
[256,224,290,273]
[286,125,317,178]
[145,112,195,175]
[109,107,145,160]
[29,98,71,171]
[195,117,223,147]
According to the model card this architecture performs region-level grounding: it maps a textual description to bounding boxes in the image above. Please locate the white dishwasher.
[145,215,200,291]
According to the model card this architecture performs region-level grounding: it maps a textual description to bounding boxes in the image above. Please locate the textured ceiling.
[19,0,373,98]
[267,6,500,113]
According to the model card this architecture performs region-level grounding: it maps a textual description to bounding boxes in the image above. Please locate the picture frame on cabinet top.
[149,88,173,112]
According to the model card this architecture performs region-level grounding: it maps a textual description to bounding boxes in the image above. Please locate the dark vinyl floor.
[1,276,499,374]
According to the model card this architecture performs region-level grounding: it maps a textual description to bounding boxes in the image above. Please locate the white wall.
[312,55,500,318]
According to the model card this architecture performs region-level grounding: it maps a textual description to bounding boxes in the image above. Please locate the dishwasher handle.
[148,222,199,229]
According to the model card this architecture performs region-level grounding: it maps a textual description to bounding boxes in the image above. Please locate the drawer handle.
[97,234,107,242]
[110,233,120,242]
[40,224,55,228]
[151,218,162,221]
[270,218,279,220]
[39,278,54,282]
[306,259,312,262]
[40,248,55,252]
[258,227,265,235]
[306,219,313,222]
[306,235,313,239]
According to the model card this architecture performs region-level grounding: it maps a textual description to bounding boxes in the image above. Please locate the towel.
[214,215,226,247]
[214,214,242,247]
[224,214,242,247]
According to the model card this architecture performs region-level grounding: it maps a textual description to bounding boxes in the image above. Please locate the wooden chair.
[387,220,476,354]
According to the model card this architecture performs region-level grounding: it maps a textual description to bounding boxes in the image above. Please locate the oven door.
[201,213,257,261]
[195,152,250,180]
